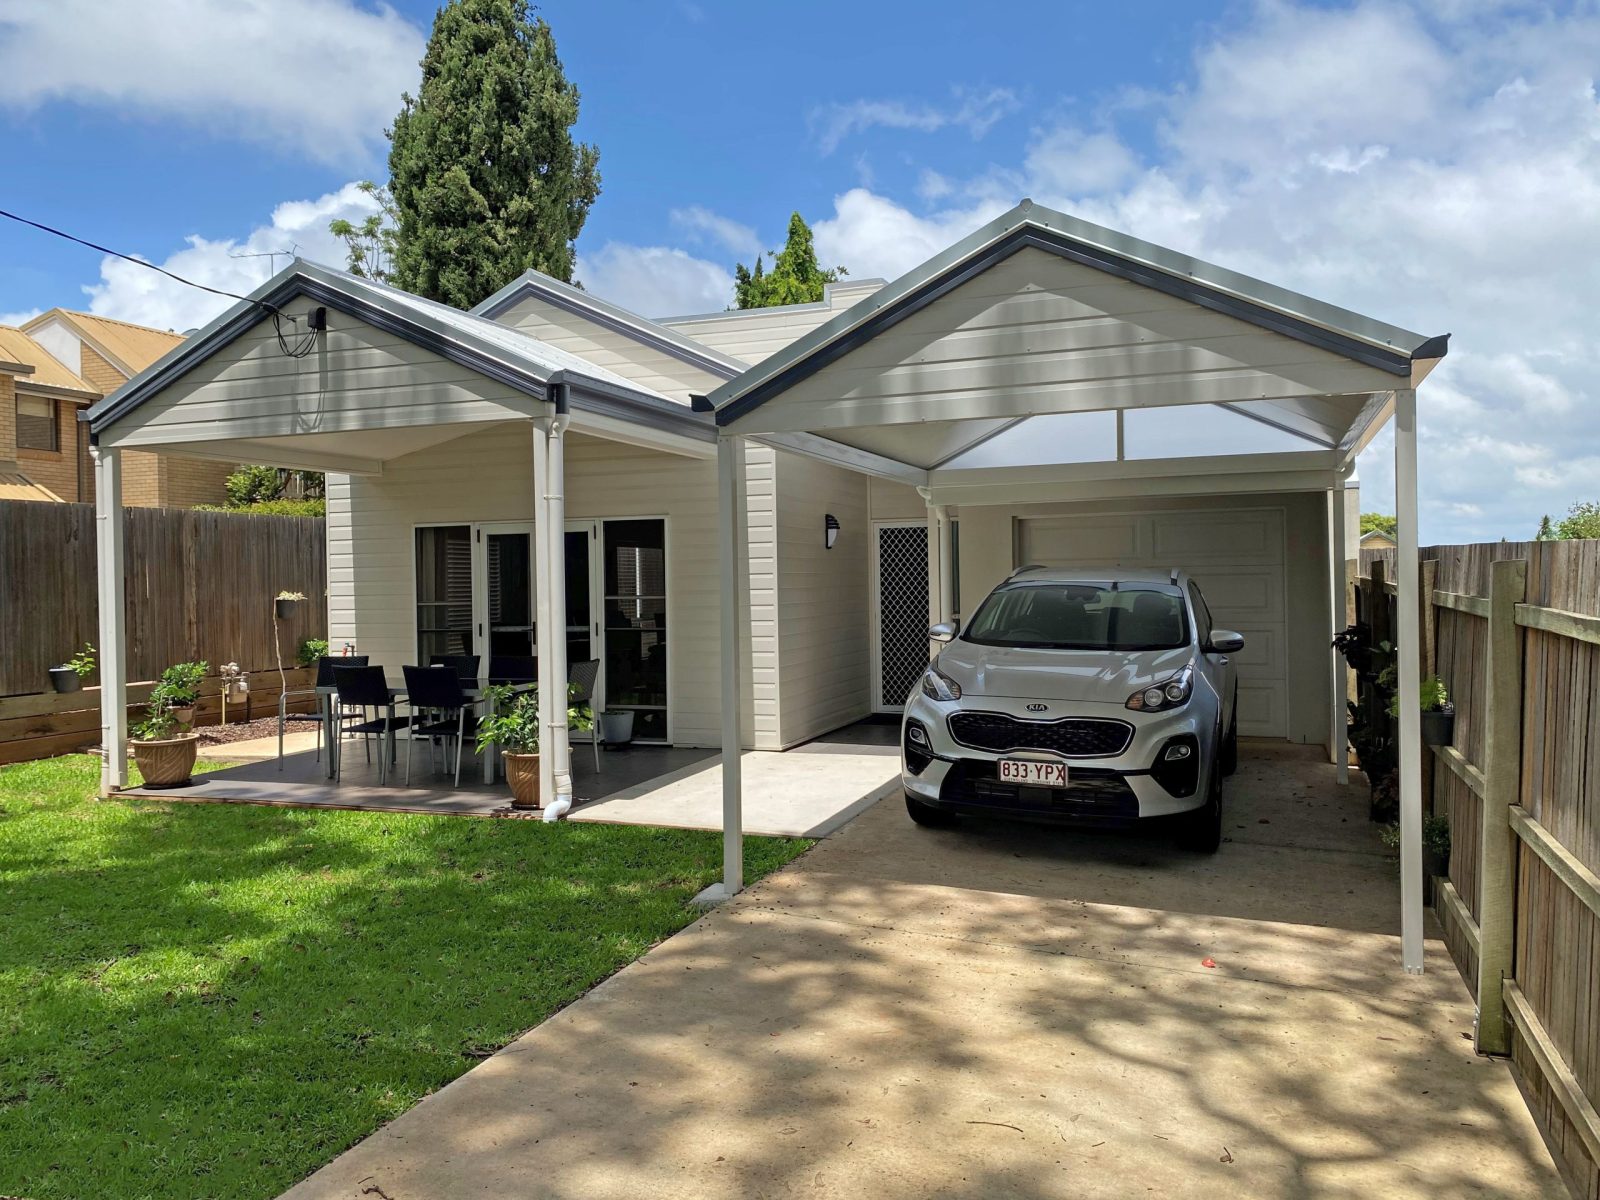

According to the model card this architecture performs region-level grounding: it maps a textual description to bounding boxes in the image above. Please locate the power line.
[0,206,325,359]
[0,206,277,313]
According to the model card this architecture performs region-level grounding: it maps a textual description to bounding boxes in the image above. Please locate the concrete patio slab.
[279,744,1563,1200]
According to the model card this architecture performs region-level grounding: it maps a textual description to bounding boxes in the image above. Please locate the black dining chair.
[331,665,410,786]
[488,655,537,684]
[429,654,480,683]
[402,664,478,787]
[278,655,368,769]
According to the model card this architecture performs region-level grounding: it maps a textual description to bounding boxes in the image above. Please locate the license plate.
[998,759,1068,787]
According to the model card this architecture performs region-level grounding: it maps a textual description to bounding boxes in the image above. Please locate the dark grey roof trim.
[710,200,1449,428]
[473,272,745,382]
[551,370,715,443]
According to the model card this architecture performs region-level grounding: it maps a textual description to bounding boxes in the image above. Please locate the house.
[82,199,1445,968]
[1361,527,1397,550]
[0,325,101,501]
[19,310,234,507]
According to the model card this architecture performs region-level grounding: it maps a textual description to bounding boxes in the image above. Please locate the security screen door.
[873,521,930,712]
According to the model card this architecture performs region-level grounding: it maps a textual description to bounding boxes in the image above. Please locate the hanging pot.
[1424,844,1450,879]
[1421,706,1455,748]
[132,734,198,788]
[503,752,542,809]
[275,597,299,620]
[49,666,83,694]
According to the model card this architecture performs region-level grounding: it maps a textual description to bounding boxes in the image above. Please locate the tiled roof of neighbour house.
[0,468,63,503]
[22,309,186,376]
[0,326,98,396]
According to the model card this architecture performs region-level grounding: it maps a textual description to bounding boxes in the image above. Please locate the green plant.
[131,701,178,741]
[297,638,329,667]
[734,212,847,309]
[1380,814,1451,859]
[276,590,306,602]
[195,497,327,517]
[1386,673,1451,718]
[150,660,208,711]
[474,683,593,755]
[65,642,96,678]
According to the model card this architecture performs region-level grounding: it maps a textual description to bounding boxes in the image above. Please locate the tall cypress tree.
[734,213,846,308]
[387,0,600,307]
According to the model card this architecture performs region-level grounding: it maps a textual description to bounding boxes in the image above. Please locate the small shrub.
[65,643,96,678]
[297,638,329,667]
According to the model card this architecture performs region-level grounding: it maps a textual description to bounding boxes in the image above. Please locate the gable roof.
[86,260,713,445]
[0,468,63,503]
[473,268,750,381]
[24,309,185,376]
[706,199,1449,426]
[0,326,97,397]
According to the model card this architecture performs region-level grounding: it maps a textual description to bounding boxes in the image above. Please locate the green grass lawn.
[0,756,811,1200]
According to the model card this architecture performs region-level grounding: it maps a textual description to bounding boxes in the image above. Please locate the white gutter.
[542,401,575,822]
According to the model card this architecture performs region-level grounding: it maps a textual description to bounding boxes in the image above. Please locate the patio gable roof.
[85,261,714,458]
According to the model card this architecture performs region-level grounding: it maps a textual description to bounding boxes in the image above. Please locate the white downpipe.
[933,503,954,625]
[717,435,744,895]
[93,446,128,796]
[542,410,574,823]
[530,420,556,810]
[1394,388,1426,974]
[1330,474,1349,784]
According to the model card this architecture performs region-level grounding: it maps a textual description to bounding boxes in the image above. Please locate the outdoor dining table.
[316,679,534,784]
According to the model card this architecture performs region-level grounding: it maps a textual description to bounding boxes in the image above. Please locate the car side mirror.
[929,622,957,643]
[1207,630,1245,654]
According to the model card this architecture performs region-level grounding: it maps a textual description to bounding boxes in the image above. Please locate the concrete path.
[281,744,1563,1199]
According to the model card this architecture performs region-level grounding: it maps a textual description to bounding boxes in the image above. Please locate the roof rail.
[1170,568,1180,585]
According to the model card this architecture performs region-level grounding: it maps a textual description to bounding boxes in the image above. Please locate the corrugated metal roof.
[0,327,97,394]
[43,311,186,375]
[0,468,63,503]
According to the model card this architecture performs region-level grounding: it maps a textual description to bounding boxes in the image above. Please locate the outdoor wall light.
[824,513,840,550]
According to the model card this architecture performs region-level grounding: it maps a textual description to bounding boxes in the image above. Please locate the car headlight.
[1126,666,1193,713]
[920,665,963,702]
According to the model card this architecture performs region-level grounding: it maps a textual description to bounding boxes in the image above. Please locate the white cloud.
[574,244,733,318]
[669,206,763,260]
[794,2,1600,542]
[83,182,382,331]
[809,87,1020,155]
[0,308,43,328]
[0,0,422,163]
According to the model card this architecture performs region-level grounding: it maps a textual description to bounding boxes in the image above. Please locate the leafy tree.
[1360,512,1398,538]
[1536,514,1556,541]
[387,0,600,307]
[734,213,846,308]
[1550,501,1600,540]
[329,182,399,282]
[221,466,325,515]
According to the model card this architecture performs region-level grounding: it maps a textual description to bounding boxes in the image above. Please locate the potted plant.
[1381,815,1451,879]
[1388,675,1455,747]
[297,638,329,668]
[476,686,542,808]
[130,699,198,788]
[49,643,96,694]
[151,660,208,731]
[275,590,306,620]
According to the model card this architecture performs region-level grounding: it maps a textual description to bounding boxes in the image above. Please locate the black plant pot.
[49,666,82,694]
[275,598,299,620]
[1424,846,1450,879]
[1421,707,1455,748]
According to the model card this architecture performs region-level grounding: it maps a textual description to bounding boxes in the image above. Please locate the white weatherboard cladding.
[729,247,1399,436]
[326,426,728,748]
[1006,494,1332,744]
[491,294,722,404]
[660,281,884,366]
[98,296,534,449]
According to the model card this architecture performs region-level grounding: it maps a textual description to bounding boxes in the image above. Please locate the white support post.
[1393,388,1426,974]
[544,411,573,818]
[531,420,556,808]
[717,434,744,898]
[1329,479,1349,783]
[93,445,127,795]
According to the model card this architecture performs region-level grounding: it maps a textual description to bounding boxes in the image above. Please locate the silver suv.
[901,567,1242,852]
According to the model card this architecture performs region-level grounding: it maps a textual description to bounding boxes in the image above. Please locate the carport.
[702,200,1448,972]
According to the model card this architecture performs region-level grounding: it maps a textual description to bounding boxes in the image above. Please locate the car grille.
[938,760,1138,821]
[947,711,1133,757]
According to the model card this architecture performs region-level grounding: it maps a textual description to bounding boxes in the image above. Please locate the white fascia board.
[930,448,1336,490]
[122,438,385,476]
[926,465,1341,507]
[565,408,716,459]
[749,431,928,486]
[1339,391,1395,463]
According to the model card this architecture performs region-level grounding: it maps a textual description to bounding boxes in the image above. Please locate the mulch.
[194,716,313,747]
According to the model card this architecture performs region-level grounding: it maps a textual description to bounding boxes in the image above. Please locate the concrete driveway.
[282,744,1563,1199]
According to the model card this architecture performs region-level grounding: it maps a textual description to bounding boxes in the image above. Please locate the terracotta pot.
[502,751,542,809]
[170,705,197,730]
[132,734,198,788]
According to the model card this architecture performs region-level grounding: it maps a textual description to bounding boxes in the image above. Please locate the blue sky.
[3,0,1598,543]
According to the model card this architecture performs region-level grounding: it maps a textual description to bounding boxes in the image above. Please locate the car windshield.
[963,582,1190,651]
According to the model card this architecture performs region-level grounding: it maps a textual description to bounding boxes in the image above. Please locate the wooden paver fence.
[0,500,325,761]
[1358,539,1600,1196]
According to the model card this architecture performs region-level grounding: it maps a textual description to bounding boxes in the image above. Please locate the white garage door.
[1017,507,1288,738]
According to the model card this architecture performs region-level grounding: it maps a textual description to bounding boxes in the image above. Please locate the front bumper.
[901,690,1213,822]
